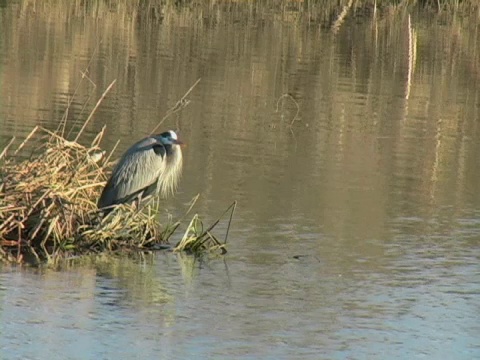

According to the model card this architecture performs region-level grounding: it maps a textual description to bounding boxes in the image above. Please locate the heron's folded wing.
[98,140,166,208]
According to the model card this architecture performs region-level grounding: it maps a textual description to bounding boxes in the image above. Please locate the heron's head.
[158,130,183,146]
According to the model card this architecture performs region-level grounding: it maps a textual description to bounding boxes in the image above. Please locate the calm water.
[1,2,480,359]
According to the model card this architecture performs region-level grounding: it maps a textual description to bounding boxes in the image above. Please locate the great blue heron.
[97,130,183,212]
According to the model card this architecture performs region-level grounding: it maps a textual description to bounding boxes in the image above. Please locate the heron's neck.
[165,144,179,160]
[164,144,173,156]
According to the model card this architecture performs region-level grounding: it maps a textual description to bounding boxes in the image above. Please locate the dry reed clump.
[0,125,233,265]
[0,126,168,264]
[174,201,236,255]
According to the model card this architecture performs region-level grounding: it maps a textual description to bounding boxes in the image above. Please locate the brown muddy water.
[1,2,480,359]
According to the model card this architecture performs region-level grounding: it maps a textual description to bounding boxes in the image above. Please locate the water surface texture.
[1,2,480,359]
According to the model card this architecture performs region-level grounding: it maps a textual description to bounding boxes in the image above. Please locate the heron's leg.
[137,195,155,214]
[134,193,143,211]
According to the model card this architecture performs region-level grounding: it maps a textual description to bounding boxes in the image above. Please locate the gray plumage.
[97,130,183,211]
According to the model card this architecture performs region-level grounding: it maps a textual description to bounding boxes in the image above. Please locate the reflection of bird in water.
[97,130,183,212]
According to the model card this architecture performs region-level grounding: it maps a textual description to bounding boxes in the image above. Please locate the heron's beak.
[174,139,186,147]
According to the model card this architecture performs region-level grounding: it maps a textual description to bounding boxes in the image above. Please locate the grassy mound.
[0,126,231,264]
